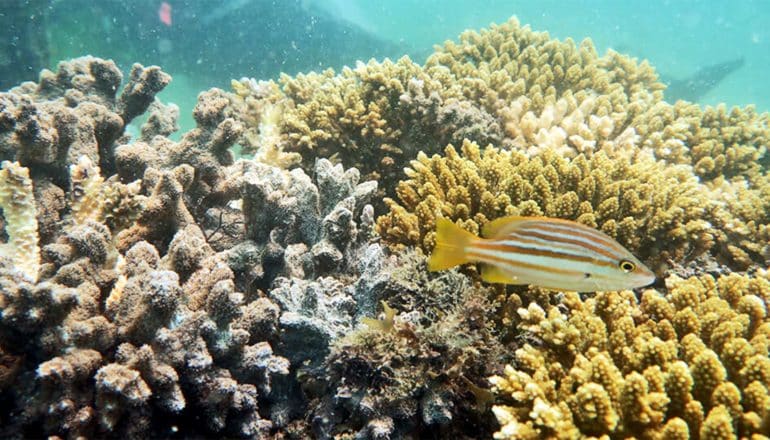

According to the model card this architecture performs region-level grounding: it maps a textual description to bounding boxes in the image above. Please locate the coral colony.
[1,18,769,439]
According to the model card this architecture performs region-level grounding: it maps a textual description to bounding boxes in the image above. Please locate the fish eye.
[618,259,636,273]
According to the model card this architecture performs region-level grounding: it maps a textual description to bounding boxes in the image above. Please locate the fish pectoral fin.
[481,264,518,284]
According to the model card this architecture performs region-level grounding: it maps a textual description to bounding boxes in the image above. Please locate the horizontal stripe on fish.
[465,249,587,277]
[427,216,656,291]
[504,228,622,263]
[516,221,629,256]
[473,240,619,270]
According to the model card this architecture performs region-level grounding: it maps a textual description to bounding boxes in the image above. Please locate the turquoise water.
[11,0,766,134]
[318,0,769,111]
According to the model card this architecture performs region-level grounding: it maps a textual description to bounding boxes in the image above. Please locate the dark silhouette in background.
[2,0,407,90]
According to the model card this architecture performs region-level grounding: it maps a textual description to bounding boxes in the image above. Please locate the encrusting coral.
[489,269,770,439]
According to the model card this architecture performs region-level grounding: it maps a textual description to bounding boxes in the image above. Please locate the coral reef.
[0,56,387,438]
[490,269,770,439]
[223,17,768,223]
[0,56,170,181]
[1,15,770,440]
[305,250,505,439]
[377,139,770,273]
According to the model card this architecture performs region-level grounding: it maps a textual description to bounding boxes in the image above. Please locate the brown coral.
[490,269,770,439]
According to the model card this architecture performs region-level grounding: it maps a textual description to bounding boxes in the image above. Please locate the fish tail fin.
[427,218,477,271]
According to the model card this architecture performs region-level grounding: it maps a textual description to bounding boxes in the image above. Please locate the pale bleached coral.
[500,95,639,159]
[69,156,105,225]
[0,161,40,281]
[229,77,301,168]
[426,17,663,129]
[490,269,770,439]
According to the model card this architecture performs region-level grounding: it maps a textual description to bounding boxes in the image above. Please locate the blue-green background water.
[7,0,770,133]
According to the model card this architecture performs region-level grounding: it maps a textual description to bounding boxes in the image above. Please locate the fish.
[662,57,745,103]
[428,216,655,292]
[158,2,172,27]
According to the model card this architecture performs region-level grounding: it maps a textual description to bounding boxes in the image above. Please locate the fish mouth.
[635,272,657,288]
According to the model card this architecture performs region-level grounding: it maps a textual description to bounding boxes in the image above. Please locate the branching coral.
[376,139,758,273]
[1,13,769,439]
[0,56,170,181]
[490,269,770,439]
[229,56,501,200]
[426,18,663,136]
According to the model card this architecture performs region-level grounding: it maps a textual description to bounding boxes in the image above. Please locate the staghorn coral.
[489,269,770,439]
[377,139,743,273]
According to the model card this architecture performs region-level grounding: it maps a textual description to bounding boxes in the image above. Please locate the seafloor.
[0,18,769,440]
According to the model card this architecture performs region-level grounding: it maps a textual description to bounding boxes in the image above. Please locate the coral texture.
[0,56,170,181]
[224,17,768,220]
[490,270,770,439]
[0,161,40,281]
[307,250,505,439]
[377,140,769,273]
[1,14,770,440]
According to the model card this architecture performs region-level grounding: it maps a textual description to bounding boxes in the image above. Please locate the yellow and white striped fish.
[428,216,655,292]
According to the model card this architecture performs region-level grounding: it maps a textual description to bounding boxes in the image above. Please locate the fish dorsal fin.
[481,264,519,284]
[481,216,532,238]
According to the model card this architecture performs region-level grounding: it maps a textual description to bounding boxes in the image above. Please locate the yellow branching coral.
[275,57,477,186]
[428,18,768,185]
[229,78,301,168]
[70,155,145,232]
[490,269,770,439]
[70,156,105,224]
[427,17,663,131]
[0,161,40,281]
[633,100,770,182]
[377,140,722,273]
